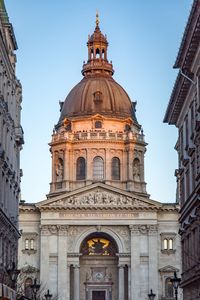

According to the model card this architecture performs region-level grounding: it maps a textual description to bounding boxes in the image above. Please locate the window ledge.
[161,249,176,255]
[22,249,37,255]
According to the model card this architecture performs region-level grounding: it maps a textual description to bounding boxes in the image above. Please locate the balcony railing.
[52,130,145,143]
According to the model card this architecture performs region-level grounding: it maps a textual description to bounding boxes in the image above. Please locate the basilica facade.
[18,17,181,300]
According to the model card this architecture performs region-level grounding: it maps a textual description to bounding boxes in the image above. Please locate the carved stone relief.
[48,188,152,209]
[109,225,130,252]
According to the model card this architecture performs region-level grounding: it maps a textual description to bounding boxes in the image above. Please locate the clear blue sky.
[5,0,193,203]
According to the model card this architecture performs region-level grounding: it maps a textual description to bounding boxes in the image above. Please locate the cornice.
[174,0,200,69]
[19,203,39,213]
[0,208,20,237]
[38,205,177,213]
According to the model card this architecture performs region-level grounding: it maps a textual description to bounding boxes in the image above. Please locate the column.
[66,264,70,300]
[58,225,68,300]
[40,225,50,285]
[118,265,125,300]
[128,265,131,300]
[129,225,140,300]
[73,264,80,300]
[148,225,158,295]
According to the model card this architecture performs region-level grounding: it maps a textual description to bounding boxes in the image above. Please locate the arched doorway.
[79,232,118,300]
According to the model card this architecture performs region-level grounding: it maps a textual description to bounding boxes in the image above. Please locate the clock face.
[95,272,103,280]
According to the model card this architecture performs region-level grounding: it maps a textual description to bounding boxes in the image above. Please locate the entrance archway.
[79,232,118,300]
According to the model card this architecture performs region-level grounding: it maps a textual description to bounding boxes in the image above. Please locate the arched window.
[163,239,168,250]
[24,278,33,299]
[96,48,100,58]
[30,239,34,250]
[95,121,102,128]
[25,239,29,250]
[165,277,174,298]
[76,157,86,180]
[168,239,173,250]
[93,156,104,180]
[111,157,120,180]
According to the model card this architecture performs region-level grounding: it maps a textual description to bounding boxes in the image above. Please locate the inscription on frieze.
[59,212,139,219]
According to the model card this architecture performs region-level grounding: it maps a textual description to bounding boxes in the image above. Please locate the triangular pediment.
[36,183,162,211]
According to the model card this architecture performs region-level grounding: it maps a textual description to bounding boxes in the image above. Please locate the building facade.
[0,0,23,299]
[19,17,181,300]
[164,1,200,299]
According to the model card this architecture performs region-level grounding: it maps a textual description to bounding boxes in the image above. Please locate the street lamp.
[148,289,156,300]
[170,271,181,300]
[7,262,20,289]
[44,289,52,300]
[30,278,40,300]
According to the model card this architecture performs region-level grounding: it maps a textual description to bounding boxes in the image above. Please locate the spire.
[96,11,99,28]
[82,13,114,77]
[0,0,9,24]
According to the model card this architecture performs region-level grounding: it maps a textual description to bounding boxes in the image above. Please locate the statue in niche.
[133,158,141,181]
[55,156,64,181]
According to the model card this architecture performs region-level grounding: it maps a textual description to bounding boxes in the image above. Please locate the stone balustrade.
[52,130,145,143]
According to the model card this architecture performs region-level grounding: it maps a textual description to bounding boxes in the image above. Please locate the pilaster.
[118,264,125,300]
[40,225,50,285]
[73,264,80,300]
[148,225,158,296]
[58,225,68,300]
[129,225,140,300]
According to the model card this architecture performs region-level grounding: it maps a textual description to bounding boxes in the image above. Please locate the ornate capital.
[138,225,149,234]
[40,225,50,235]
[58,225,69,235]
[129,225,140,235]
[48,225,59,235]
[148,225,158,235]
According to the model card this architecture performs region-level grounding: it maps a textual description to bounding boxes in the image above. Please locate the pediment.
[37,183,161,211]
[159,265,179,273]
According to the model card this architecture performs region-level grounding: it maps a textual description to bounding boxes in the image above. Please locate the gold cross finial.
[96,10,99,26]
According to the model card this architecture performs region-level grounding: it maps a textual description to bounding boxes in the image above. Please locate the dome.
[59,16,137,124]
[59,76,133,121]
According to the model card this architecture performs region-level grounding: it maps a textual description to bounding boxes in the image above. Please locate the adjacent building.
[0,0,23,299]
[164,1,200,299]
[19,17,181,300]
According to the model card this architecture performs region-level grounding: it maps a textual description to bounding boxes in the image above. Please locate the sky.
[5,0,193,203]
